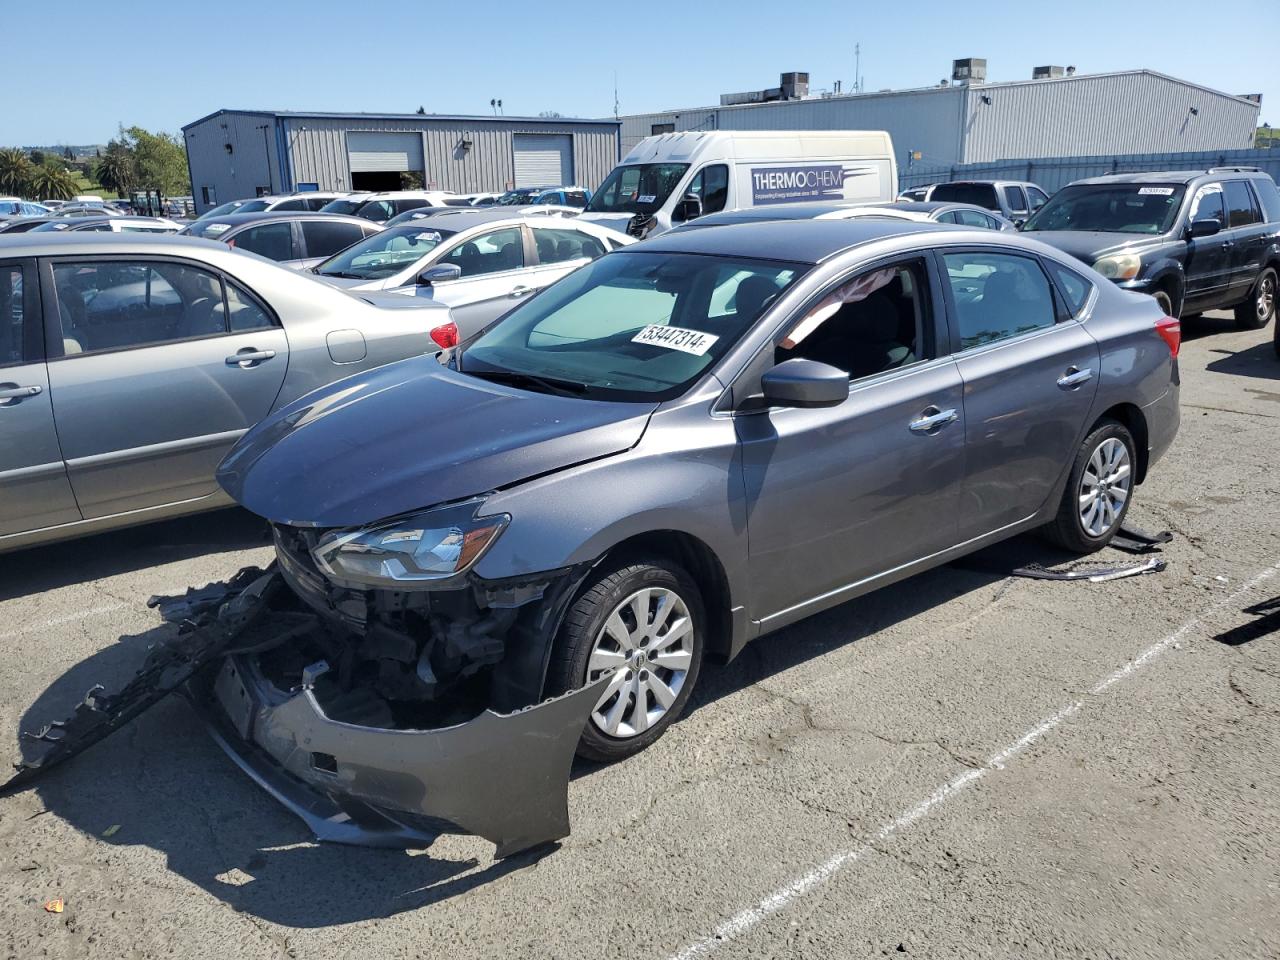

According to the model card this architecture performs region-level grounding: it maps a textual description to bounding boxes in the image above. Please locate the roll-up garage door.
[347,132,425,173]
[513,134,573,187]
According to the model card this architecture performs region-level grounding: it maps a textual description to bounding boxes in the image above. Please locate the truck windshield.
[1022,184,1187,235]
[585,164,690,216]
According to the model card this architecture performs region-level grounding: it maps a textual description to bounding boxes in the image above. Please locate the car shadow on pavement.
[9,532,1073,927]
[1204,339,1280,383]
[0,508,270,602]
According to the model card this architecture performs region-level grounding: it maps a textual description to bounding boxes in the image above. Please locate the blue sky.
[2,0,1276,145]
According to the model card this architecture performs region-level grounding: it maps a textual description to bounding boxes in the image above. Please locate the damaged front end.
[5,548,608,859]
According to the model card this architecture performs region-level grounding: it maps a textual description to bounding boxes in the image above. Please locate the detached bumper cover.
[196,653,606,858]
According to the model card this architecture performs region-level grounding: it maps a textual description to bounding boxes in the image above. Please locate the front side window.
[584,163,690,216]
[314,224,455,280]
[234,199,271,213]
[686,164,729,218]
[776,261,929,378]
[1022,183,1187,235]
[355,199,396,222]
[942,251,1057,350]
[392,198,433,216]
[319,198,363,215]
[533,227,606,265]
[462,251,803,401]
[273,198,309,211]
[439,227,525,277]
[51,260,233,353]
[300,220,365,259]
[1027,187,1049,211]
[1,264,23,365]
[1189,184,1226,225]
[231,222,296,261]
[1224,180,1260,228]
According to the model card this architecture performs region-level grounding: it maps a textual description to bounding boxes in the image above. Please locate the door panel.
[739,359,966,620]
[423,226,530,331]
[1182,183,1231,310]
[0,260,81,537]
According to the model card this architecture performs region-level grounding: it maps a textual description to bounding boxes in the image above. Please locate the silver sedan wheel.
[1078,437,1131,537]
[586,587,693,739]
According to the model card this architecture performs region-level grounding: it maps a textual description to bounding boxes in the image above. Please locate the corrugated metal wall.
[959,72,1261,163]
[620,89,963,166]
[284,117,618,194]
[185,112,280,214]
[899,148,1280,193]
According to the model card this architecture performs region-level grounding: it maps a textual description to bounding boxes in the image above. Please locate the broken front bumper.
[191,652,606,858]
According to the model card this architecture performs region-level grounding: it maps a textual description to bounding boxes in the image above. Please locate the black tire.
[1273,311,1279,359]
[1235,267,1276,331]
[1042,419,1136,554]
[1151,289,1175,318]
[545,558,705,762]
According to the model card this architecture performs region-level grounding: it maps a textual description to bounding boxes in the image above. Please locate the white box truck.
[580,130,897,239]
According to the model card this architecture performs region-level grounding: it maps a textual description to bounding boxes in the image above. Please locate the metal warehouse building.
[621,65,1261,168]
[182,110,621,214]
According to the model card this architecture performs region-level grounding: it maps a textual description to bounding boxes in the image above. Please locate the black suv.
[1022,168,1280,330]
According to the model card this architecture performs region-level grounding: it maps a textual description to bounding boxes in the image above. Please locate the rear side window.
[1004,186,1028,213]
[533,227,606,264]
[1,264,24,365]
[1251,178,1280,223]
[1044,260,1094,316]
[226,281,273,331]
[300,220,366,259]
[393,198,432,215]
[942,251,1057,349]
[232,222,296,261]
[954,209,996,228]
[930,182,1000,210]
[272,198,309,211]
[1224,181,1260,228]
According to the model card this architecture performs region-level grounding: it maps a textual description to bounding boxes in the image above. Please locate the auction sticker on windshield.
[1138,187,1175,196]
[631,324,719,355]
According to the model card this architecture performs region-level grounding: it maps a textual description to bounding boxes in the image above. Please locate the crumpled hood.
[1026,230,1170,266]
[217,357,656,528]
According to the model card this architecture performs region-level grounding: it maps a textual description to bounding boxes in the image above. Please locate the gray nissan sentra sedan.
[9,219,1180,857]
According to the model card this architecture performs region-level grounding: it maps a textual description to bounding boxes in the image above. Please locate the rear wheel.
[1042,420,1136,553]
[1235,267,1276,331]
[546,558,704,762]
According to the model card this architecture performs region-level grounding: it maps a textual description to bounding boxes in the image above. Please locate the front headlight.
[1092,252,1142,281]
[311,498,509,589]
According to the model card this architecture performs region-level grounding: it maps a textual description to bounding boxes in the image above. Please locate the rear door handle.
[1057,366,1093,389]
[226,349,276,367]
[909,406,958,434]
[0,384,42,401]
[510,285,533,298]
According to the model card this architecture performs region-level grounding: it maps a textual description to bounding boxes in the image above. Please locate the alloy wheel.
[586,587,694,738]
[1078,437,1131,538]
[1258,273,1276,324]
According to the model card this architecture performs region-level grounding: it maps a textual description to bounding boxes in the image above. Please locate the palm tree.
[95,145,136,197]
[0,148,33,196]
[26,165,78,201]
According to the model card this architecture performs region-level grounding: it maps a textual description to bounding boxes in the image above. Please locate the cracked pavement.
[1,312,1278,959]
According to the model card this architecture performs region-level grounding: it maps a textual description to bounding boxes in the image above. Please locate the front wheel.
[1235,267,1276,331]
[1152,289,1175,317]
[545,558,704,762]
[1042,420,1136,553]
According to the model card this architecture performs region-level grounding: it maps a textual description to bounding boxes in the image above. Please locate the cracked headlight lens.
[311,498,508,588]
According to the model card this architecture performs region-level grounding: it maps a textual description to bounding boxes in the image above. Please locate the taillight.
[430,321,458,350]
[1155,316,1180,358]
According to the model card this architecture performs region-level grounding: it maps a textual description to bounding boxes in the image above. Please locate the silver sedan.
[0,233,451,551]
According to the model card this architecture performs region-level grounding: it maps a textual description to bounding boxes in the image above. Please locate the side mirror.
[1188,218,1221,239]
[1013,217,1027,229]
[760,358,848,409]
[417,263,462,286]
[675,192,703,223]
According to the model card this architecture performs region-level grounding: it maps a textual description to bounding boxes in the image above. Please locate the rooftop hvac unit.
[952,58,987,85]
[780,72,809,99]
[1033,65,1065,79]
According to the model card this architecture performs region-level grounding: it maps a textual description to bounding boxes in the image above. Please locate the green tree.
[0,148,32,195]
[26,164,78,200]
[122,126,189,194]
[95,142,137,196]
[28,149,45,166]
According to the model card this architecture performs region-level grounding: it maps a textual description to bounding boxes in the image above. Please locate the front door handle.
[909,406,958,434]
[1057,366,1094,389]
[0,384,42,401]
[226,349,276,367]
[509,285,533,298]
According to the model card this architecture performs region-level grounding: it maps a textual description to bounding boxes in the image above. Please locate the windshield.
[1022,183,1188,234]
[497,191,536,205]
[584,164,690,216]
[461,251,804,401]
[319,198,363,215]
[181,219,233,239]
[195,200,246,220]
[314,224,456,280]
[234,199,271,213]
[929,183,999,210]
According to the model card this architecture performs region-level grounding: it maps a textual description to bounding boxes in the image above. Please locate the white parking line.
[0,603,129,642]
[666,562,1278,960]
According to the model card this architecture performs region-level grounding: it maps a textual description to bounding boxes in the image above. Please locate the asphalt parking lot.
[1,312,1277,960]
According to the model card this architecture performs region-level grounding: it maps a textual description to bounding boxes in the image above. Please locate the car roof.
[384,208,555,230]
[633,218,953,265]
[0,232,227,257]
[187,211,370,228]
[1068,170,1251,186]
